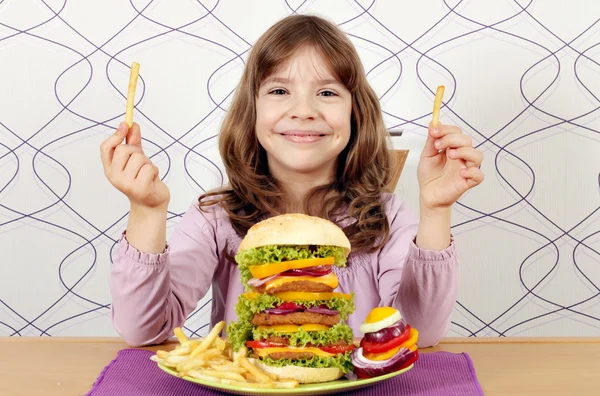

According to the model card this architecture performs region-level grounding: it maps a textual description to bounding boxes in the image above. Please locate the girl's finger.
[111,144,144,172]
[460,167,485,187]
[430,124,462,139]
[434,133,472,151]
[136,163,158,187]
[447,147,483,167]
[123,152,151,180]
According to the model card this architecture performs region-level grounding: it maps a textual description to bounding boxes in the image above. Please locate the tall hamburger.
[226,213,356,384]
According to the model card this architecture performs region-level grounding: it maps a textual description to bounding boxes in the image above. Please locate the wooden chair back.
[383,149,409,192]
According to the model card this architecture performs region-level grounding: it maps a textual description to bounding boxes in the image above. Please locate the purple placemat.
[86,349,483,396]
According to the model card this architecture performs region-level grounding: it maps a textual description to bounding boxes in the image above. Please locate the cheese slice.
[265,273,338,291]
[256,324,330,333]
[254,346,335,358]
[242,291,352,301]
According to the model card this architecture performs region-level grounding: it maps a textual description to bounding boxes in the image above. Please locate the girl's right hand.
[100,122,170,210]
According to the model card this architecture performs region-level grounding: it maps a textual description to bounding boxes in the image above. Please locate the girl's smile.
[277,130,329,143]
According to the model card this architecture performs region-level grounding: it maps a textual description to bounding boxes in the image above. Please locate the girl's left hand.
[417,123,484,212]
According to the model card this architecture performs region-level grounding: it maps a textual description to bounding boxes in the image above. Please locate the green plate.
[158,362,413,395]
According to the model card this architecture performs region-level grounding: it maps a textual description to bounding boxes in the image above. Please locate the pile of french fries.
[150,321,299,389]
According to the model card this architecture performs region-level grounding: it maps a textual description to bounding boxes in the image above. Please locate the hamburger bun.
[239,213,351,255]
[250,358,345,384]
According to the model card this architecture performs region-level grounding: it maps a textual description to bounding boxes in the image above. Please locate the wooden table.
[1,337,598,395]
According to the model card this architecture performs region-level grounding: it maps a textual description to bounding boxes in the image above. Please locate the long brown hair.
[199,14,393,253]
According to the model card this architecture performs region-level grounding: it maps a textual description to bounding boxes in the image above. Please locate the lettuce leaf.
[235,245,347,285]
[235,292,355,321]
[226,321,253,352]
[257,352,354,373]
[252,322,354,347]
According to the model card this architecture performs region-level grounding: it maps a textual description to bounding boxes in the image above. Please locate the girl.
[100,15,483,348]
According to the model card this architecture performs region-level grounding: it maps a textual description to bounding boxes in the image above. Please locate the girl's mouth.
[279,133,327,143]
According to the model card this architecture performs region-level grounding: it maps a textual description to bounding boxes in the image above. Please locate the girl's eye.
[269,89,287,95]
[319,90,337,97]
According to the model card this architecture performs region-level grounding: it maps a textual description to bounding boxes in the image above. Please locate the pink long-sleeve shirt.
[109,192,459,348]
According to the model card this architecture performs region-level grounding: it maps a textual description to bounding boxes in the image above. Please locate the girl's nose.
[288,95,318,120]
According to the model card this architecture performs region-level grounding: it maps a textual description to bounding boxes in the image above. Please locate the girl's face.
[255,46,352,181]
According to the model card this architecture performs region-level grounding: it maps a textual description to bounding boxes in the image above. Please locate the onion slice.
[246,273,279,288]
[279,266,333,277]
[264,303,339,316]
[351,346,417,378]
[306,305,338,315]
[263,307,305,315]
[363,320,407,344]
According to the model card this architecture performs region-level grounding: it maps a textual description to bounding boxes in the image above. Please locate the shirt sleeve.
[377,195,459,348]
[109,202,220,347]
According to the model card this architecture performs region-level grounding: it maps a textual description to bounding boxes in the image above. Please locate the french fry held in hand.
[125,62,140,128]
[150,322,299,389]
[431,85,445,127]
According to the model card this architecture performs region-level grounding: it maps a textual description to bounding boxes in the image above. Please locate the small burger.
[227,213,356,384]
[351,307,419,379]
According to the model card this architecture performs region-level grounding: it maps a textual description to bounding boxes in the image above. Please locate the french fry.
[195,348,223,361]
[211,364,247,374]
[149,355,162,363]
[431,85,445,127]
[196,369,246,382]
[169,346,191,356]
[214,336,226,352]
[165,355,188,364]
[190,321,226,358]
[177,358,208,373]
[187,370,222,382]
[163,355,188,367]
[274,379,300,389]
[125,62,140,128]
[156,350,170,359]
[183,340,200,350]
[233,345,248,367]
[173,327,188,344]
[239,357,273,384]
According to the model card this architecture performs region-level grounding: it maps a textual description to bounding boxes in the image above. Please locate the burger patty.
[253,280,334,294]
[252,312,341,326]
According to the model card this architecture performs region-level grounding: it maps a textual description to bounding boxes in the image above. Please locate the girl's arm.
[377,195,459,348]
[109,202,220,347]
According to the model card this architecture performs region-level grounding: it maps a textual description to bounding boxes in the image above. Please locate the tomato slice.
[246,340,285,349]
[249,257,334,279]
[276,302,304,311]
[360,325,411,355]
[319,344,356,354]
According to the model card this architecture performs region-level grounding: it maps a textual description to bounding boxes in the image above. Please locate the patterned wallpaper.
[1,0,599,339]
